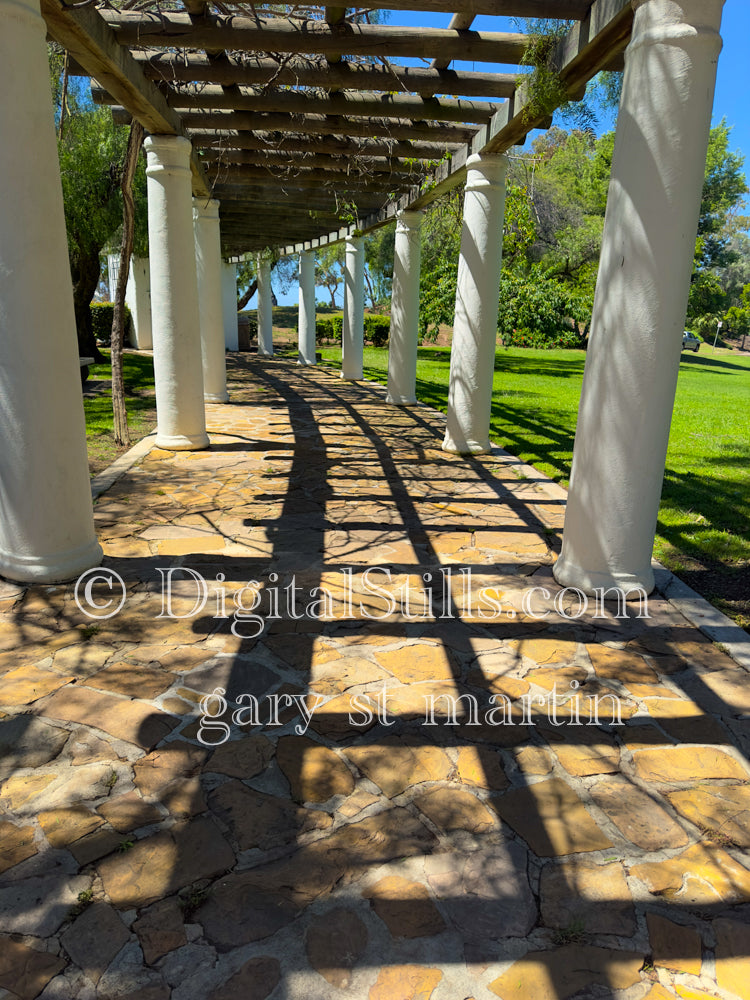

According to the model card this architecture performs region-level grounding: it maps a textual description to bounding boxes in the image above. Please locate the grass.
[84,351,157,474]
[319,343,750,626]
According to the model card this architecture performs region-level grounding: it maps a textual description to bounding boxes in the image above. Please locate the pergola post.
[341,235,364,381]
[0,0,102,583]
[257,255,274,357]
[554,0,724,596]
[442,154,508,453]
[298,250,317,366]
[145,135,209,450]
[125,257,152,350]
[222,263,239,351]
[387,209,423,405]
[193,197,229,403]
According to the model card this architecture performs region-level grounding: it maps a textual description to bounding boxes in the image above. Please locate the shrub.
[364,313,390,347]
[91,302,133,347]
[497,273,588,349]
[316,316,343,343]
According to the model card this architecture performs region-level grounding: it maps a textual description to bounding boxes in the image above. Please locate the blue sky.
[266,3,749,306]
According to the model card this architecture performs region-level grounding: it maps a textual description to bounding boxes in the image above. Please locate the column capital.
[345,234,364,249]
[629,0,724,50]
[465,153,509,193]
[193,196,220,222]
[396,209,424,233]
[144,134,192,176]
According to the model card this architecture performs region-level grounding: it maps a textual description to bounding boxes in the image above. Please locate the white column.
[193,198,229,403]
[125,257,152,349]
[387,210,423,404]
[257,256,274,356]
[554,0,724,596]
[221,262,239,351]
[341,235,364,381]
[298,250,317,366]
[0,0,102,583]
[145,135,209,450]
[442,154,508,453]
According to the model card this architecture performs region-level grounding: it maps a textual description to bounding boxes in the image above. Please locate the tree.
[364,225,395,308]
[315,245,345,307]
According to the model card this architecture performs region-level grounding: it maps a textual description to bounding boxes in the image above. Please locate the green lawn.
[320,344,750,626]
[84,351,157,473]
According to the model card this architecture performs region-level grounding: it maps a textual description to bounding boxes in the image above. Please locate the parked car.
[682,330,701,352]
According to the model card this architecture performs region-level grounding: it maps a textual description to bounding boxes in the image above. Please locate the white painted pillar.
[0,0,101,582]
[442,154,508,453]
[125,257,152,349]
[193,198,229,403]
[341,235,364,381]
[256,256,274,357]
[554,0,724,596]
[145,135,209,450]
[221,262,239,351]
[387,210,423,404]
[298,250,317,366]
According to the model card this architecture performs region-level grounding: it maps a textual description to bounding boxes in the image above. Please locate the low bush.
[316,316,343,343]
[91,302,133,347]
[364,314,390,347]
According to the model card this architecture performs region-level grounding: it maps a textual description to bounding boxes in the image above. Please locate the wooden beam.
[134,51,517,99]
[311,0,592,15]
[190,132,454,160]
[39,0,210,197]
[178,111,480,145]
[100,12,530,65]
[203,164,414,191]
[433,12,476,70]
[200,148,431,175]
[153,86,502,125]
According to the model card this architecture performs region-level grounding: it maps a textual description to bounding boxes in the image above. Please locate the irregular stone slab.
[0,821,37,874]
[554,741,620,776]
[540,860,635,936]
[181,657,280,703]
[513,746,554,776]
[133,745,206,805]
[642,698,730,745]
[0,872,89,936]
[668,784,750,847]
[714,917,750,1000]
[586,644,658,685]
[197,876,300,951]
[488,944,642,999]
[5,762,116,815]
[631,843,750,905]
[455,745,508,790]
[35,686,177,750]
[67,726,124,765]
[0,936,66,1000]
[305,907,368,988]
[363,876,445,939]
[209,781,331,851]
[369,965,442,1000]
[646,913,702,976]
[87,659,174,700]
[492,778,613,857]
[210,956,281,1000]
[589,778,689,851]
[70,827,126,867]
[98,818,235,908]
[632,746,749,783]
[98,792,164,833]
[345,737,453,797]
[508,637,577,667]
[205,733,274,779]
[0,664,74,706]
[132,897,187,965]
[414,787,497,834]
[338,789,380,819]
[276,735,355,803]
[373,643,458,684]
[426,840,536,938]
[61,901,131,984]
[0,715,68,777]
[697,668,750,717]
[307,691,378,738]
[38,805,104,849]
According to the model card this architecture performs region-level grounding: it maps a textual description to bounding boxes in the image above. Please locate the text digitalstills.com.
[74,565,649,634]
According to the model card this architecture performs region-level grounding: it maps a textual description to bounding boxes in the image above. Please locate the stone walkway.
[1,356,749,1000]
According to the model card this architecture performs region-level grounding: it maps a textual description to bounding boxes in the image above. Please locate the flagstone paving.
[0,355,749,999]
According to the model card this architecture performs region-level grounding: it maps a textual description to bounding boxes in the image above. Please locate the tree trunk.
[110,121,144,447]
[72,248,106,362]
[237,279,258,311]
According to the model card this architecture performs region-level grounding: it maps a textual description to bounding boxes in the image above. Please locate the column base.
[297,358,316,367]
[386,393,417,406]
[204,392,229,403]
[442,433,491,455]
[257,350,274,358]
[552,555,655,598]
[0,537,103,585]
[340,372,362,381]
[154,432,210,451]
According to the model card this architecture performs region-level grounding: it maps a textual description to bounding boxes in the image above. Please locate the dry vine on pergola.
[43,0,633,256]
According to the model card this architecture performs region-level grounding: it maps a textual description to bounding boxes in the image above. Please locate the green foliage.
[364,314,390,346]
[497,270,586,348]
[364,225,395,306]
[91,302,133,346]
[315,244,346,307]
[316,315,343,343]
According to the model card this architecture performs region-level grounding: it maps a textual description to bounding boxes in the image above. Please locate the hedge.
[316,316,343,342]
[91,302,133,346]
[364,314,390,347]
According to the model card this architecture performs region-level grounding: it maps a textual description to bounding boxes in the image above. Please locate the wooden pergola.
[42,0,634,256]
